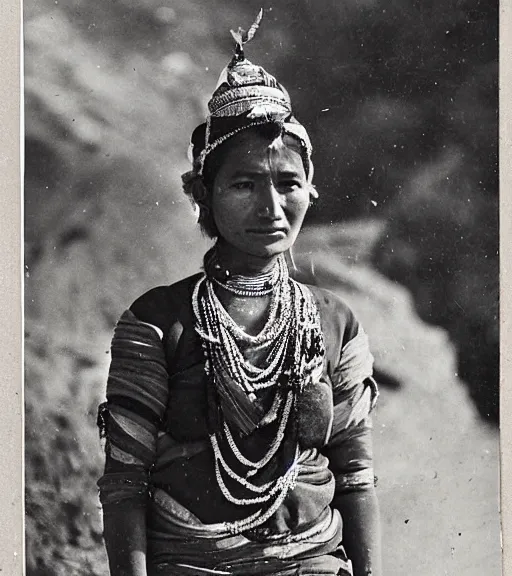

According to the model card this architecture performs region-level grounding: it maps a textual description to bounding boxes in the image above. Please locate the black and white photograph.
[23,1,500,575]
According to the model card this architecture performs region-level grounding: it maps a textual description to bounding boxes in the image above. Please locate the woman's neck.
[214,239,279,277]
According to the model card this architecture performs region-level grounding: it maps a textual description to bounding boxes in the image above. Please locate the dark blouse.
[98,274,377,573]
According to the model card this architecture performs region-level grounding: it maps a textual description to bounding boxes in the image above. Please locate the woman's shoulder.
[128,273,203,334]
[305,284,354,317]
[302,283,359,349]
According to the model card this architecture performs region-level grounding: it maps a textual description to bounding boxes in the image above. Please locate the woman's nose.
[257,182,282,219]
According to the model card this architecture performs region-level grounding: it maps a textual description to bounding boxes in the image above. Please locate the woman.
[98,13,382,576]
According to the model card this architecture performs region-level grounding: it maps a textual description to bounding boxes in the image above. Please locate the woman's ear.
[309,184,319,199]
[181,171,218,238]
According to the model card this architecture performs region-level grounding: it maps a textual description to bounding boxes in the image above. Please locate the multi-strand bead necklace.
[192,249,325,535]
[204,247,283,297]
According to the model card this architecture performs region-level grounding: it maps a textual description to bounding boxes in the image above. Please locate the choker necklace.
[204,248,285,297]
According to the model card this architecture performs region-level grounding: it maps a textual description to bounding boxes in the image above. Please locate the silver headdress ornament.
[189,9,314,184]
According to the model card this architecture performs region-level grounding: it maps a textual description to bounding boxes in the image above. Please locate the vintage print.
[24,2,499,575]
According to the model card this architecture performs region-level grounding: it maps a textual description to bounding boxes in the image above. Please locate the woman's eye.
[279,181,302,192]
[232,181,254,191]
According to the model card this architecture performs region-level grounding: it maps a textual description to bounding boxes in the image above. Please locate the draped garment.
[97,274,378,576]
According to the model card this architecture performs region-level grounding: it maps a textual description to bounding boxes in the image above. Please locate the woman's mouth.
[246,228,287,238]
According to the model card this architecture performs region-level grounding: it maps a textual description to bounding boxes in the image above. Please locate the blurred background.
[24,0,499,575]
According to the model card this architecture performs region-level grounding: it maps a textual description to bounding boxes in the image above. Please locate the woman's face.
[211,130,311,260]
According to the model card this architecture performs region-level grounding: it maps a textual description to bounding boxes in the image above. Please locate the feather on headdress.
[230,8,263,61]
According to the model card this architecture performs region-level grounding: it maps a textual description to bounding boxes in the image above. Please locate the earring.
[287,247,298,272]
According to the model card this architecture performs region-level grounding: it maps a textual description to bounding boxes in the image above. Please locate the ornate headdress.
[185,9,314,185]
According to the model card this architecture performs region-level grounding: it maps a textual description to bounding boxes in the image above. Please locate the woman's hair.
[182,122,313,238]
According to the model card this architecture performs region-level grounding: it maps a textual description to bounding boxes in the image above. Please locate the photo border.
[0,0,23,573]
[500,2,511,575]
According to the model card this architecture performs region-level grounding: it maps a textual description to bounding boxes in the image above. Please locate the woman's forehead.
[220,133,305,175]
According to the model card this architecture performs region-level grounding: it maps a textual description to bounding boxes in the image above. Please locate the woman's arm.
[332,487,382,576]
[103,501,148,576]
[323,412,382,576]
[98,304,172,576]
[99,458,151,576]
[321,381,381,576]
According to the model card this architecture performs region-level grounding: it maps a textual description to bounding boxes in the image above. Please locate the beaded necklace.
[192,250,325,535]
[205,249,286,297]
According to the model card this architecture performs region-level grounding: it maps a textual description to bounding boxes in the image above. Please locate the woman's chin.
[247,241,290,259]
[246,233,298,257]
[216,235,295,262]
